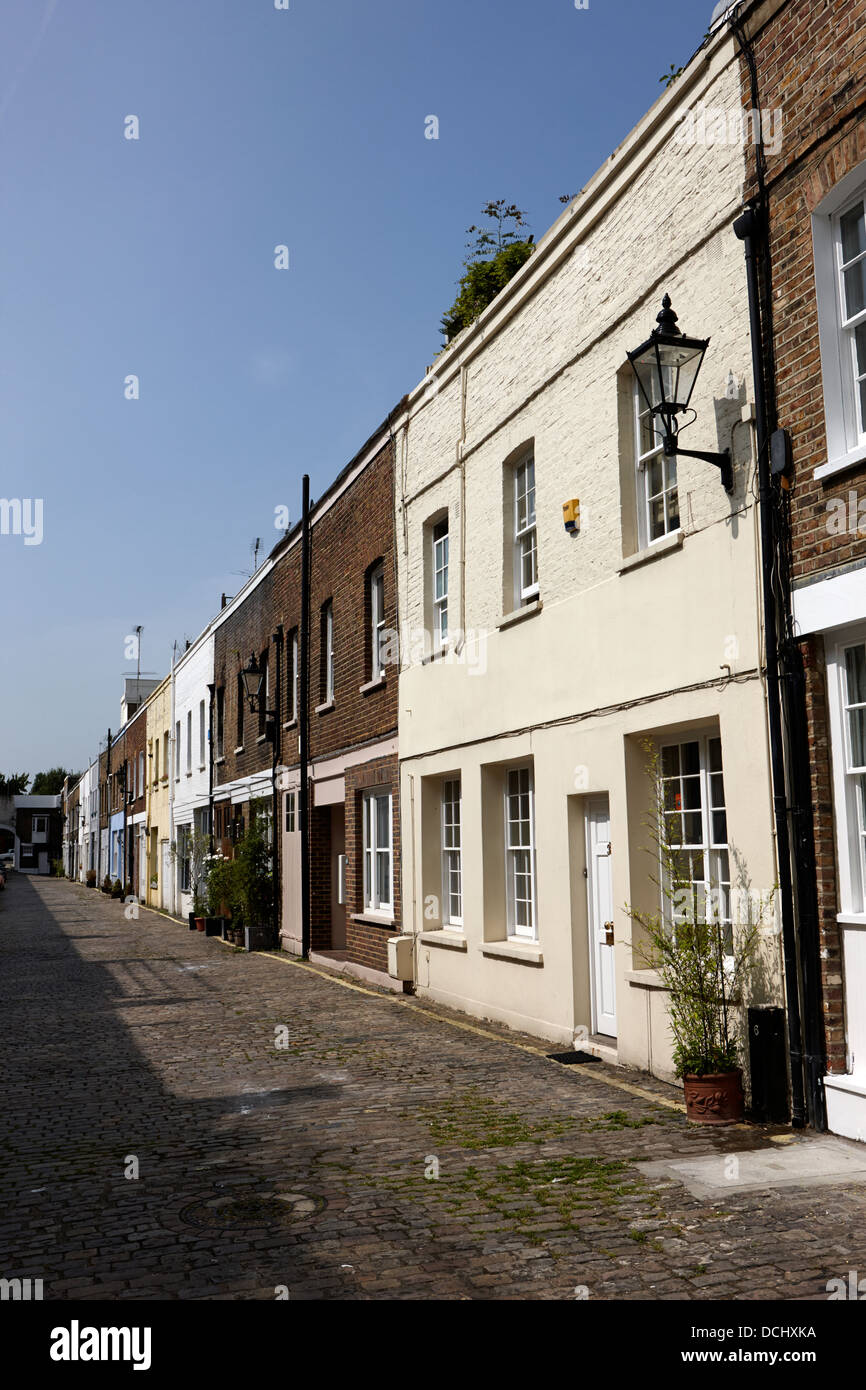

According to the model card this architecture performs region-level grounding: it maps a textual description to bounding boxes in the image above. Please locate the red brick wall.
[344,753,401,974]
[740,0,866,1070]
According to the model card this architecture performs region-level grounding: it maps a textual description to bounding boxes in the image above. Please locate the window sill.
[837,913,866,929]
[199,764,206,772]
[186,772,193,778]
[234,746,244,755]
[359,675,386,695]
[497,599,543,632]
[256,734,268,745]
[618,531,683,574]
[419,928,467,952]
[283,719,298,731]
[481,938,543,965]
[814,442,866,481]
[315,699,335,715]
[351,910,395,927]
[421,643,451,666]
[215,756,225,766]
[625,968,667,991]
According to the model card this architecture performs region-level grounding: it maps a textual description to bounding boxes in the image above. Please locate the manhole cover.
[178,1190,325,1229]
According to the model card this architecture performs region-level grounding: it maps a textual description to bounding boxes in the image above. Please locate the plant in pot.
[111,878,123,900]
[626,743,766,1124]
[101,874,113,894]
[204,850,235,937]
[86,869,97,888]
[232,809,274,952]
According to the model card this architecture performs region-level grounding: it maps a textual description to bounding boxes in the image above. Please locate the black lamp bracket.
[663,436,733,494]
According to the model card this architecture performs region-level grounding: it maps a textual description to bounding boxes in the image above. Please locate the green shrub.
[111,878,123,899]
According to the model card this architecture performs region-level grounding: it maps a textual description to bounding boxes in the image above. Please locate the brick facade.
[211,425,402,972]
[740,0,866,1076]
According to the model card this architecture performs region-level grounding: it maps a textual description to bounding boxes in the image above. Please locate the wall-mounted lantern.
[626,294,733,494]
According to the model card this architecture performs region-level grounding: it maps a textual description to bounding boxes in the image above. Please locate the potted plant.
[232,808,274,951]
[101,874,113,894]
[111,878,123,900]
[627,744,766,1124]
[86,869,97,888]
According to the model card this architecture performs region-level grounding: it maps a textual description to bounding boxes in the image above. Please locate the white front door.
[161,840,171,912]
[587,797,616,1038]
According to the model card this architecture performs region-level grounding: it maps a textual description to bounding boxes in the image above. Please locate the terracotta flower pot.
[682,1069,744,1124]
[195,916,206,932]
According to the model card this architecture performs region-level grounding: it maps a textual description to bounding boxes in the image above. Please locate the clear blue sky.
[0,0,709,776]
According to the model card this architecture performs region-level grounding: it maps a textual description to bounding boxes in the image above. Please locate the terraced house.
[732,0,866,1139]
[392,13,784,1086]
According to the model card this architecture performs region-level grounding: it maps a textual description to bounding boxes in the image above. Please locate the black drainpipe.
[299,475,311,959]
[734,205,806,1129]
[732,12,826,1130]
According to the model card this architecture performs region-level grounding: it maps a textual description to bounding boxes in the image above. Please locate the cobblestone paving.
[2,874,866,1301]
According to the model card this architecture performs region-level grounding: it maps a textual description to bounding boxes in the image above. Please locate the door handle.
[604,921,615,946]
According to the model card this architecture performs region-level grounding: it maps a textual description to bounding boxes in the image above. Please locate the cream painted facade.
[394,29,784,1080]
[145,675,173,914]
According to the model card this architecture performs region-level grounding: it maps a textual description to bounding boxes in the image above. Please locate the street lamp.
[627,294,733,494]
[240,653,267,713]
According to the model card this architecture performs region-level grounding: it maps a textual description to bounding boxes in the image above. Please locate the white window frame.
[504,764,537,940]
[285,790,296,834]
[362,788,393,915]
[441,776,462,927]
[827,625,866,917]
[370,564,385,679]
[199,700,206,769]
[175,722,181,781]
[186,710,192,773]
[138,751,144,798]
[513,454,538,606]
[432,518,449,650]
[289,631,299,722]
[634,377,680,548]
[324,601,335,704]
[658,732,731,957]
[812,167,866,478]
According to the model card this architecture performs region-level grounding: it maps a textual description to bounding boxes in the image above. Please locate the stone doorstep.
[637,1134,866,1200]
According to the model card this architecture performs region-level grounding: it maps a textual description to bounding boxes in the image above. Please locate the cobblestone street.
[3,874,866,1302]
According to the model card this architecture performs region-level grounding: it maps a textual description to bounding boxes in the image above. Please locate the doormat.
[547,1050,603,1065]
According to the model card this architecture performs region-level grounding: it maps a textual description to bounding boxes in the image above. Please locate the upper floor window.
[175,721,181,780]
[258,651,270,738]
[236,673,245,746]
[321,601,334,703]
[505,765,536,939]
[199,699,206,768]
[812,175,866,475]
[432,519,449,649]
[215,687,225,759]
[370,563,386,679]
[163,730,169,781]
[288,630,298,722]
[835,198,866,445]
[186,710,192,773]
[138,751,145,796]
[634,377,679,545]
[513,455,538,605]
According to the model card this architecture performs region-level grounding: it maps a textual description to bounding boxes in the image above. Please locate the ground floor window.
[442,777,462,926]
[659,734,731,953]
[363,789,392,913]
[505,765,536,939]
[177,826,191,894]
[285,791,296,833]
